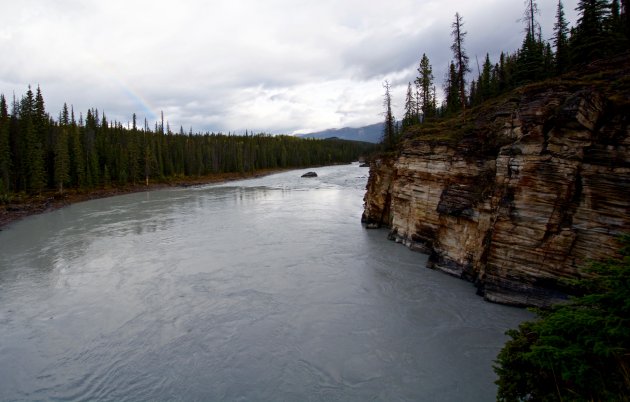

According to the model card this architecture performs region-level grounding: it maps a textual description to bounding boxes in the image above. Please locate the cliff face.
[363,58,630,307]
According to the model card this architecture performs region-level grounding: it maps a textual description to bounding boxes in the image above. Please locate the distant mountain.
[297,122,383,143]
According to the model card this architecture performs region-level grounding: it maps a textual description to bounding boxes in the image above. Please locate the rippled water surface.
[0,163,530,401]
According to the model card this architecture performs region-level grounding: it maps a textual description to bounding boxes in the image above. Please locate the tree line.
[0,88,375,196]
[382,0,629,147]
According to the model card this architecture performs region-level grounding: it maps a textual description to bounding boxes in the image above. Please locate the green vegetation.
[388,0,629,148]
[381,80,398,150]
[494,235,630,401]
[377,5,630,398]
[0,88,376,199]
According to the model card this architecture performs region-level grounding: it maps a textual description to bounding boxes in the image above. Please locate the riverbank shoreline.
[0,168,289,230]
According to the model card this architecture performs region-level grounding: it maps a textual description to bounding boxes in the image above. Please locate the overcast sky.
[1,0,580,134]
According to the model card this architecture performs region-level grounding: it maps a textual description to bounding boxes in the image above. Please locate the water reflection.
[0,164,531,401]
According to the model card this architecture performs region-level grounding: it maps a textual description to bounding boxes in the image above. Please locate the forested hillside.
[362,1,630,400]
[381,0,630,148]
[0,89,375,197]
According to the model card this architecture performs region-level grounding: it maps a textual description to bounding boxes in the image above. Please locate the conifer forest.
[385,0,629,148]
[0,89,374,197]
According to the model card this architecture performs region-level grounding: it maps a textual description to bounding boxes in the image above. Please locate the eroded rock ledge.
[362,57,630,307]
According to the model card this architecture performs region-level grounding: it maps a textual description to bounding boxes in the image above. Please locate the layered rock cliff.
[362,56,630,307]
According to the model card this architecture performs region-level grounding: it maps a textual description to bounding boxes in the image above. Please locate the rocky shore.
[362,56,630,307]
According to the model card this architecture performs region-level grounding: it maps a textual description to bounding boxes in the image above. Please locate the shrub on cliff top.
[494,234,630,401]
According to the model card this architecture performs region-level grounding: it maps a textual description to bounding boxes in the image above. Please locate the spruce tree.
[523,0,541,41]
[402,82,417,129]
[381,80,396,150]
[69,124,85,188]
[553,0,571,74]
[480,53,493,101]
[20,87,46,193]
[35,86,53,188]
[516,0,547,84]
[416,53,435,119]
[0,95,10,195]
[445,61,461,114]
[607,0,629,52]
[61,103,70,126]
[54,128,70,193]
[451,13,470,111]
[572,0,612,64]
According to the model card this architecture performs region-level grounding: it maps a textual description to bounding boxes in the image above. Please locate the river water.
[0,163,530,401]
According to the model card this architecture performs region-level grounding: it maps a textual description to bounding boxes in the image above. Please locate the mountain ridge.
[297,122,383,143]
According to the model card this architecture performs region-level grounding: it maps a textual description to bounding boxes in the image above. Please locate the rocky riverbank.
[362,56,630,307]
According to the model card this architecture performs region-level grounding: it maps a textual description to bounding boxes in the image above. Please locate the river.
[0,163,530,401]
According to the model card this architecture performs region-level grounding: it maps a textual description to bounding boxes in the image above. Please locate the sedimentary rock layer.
[362,58,630,306]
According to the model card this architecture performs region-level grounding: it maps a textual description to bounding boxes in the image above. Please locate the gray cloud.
[1,0,580,134]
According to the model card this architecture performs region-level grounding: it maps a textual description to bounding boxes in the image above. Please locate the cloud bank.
[0,0,580,134]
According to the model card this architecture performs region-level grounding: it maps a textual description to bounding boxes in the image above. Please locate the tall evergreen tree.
[416,53,435,120]
[572,0,612,64]
[607,0,630,52]
[451,13,470,111]
[61,103,70,126]
[69,124,85,188]
[444,61,462,114]
[402,82,417,129]
[553,0,571,73]
[523,0,541,40]
[0,95,10,195]
[20,87,45,193]
[480,53,493,101]
[381,80,396,150]
[54,128,70,193]
[516,0,546,84]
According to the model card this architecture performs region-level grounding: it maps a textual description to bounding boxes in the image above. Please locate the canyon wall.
[362,59,630,306]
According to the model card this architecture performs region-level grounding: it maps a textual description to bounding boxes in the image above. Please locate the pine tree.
[382,80,396,150]
[0,95,10,195]
[523,0,541,41]
[54,128,70,193]
[445,61,461,114]
[20,87,46,193]
[572,0,612,64]
[516,27,546,83]
[34,86,50,186]
[402,82,417,129]
[543,42,554,76]
[69,124,85,188]
[416,53,435,120]
[451,12,470,111]
[61,103,70,126]
[480,53,493,101]
[607,0,630,52]
[553,0,571,73]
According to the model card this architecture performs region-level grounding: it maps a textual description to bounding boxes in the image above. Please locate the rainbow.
[90,55,158,123]
[118,85,157,123]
